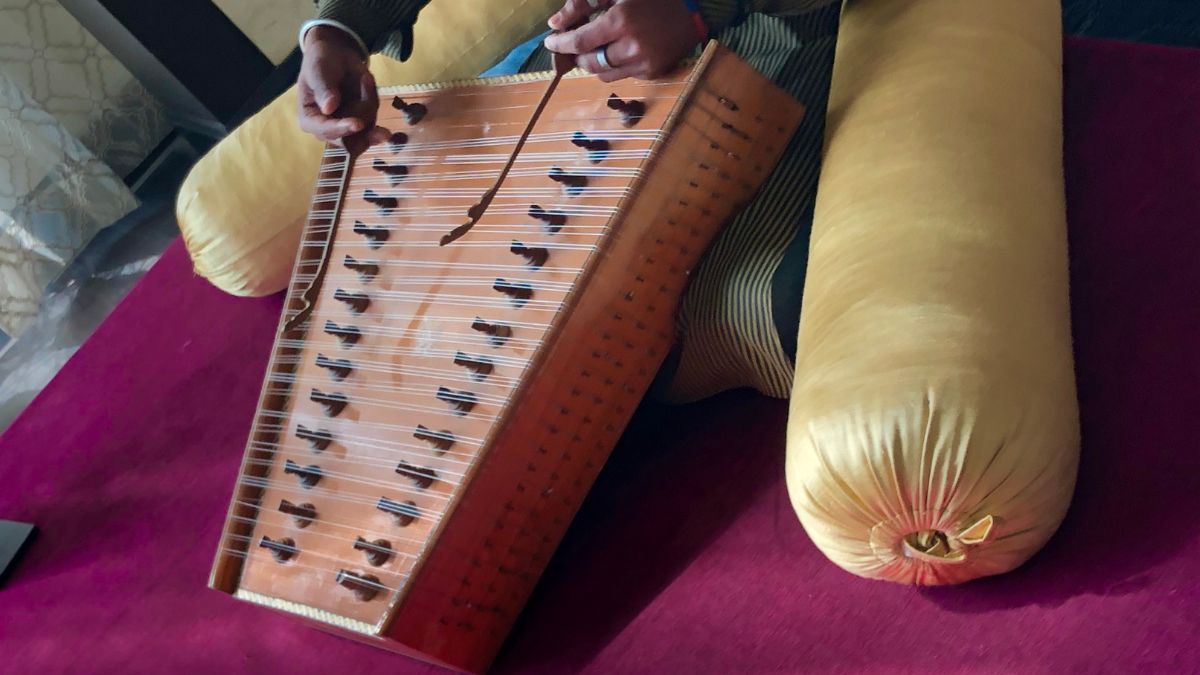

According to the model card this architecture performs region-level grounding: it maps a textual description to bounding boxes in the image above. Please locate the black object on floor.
[0,520,36,587]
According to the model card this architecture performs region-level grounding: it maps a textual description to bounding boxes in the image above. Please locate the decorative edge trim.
[234,589,379,634]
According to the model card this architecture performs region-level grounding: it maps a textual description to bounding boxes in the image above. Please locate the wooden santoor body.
[211,43,803,673]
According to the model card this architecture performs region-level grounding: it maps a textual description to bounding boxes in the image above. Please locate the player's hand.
[297,25,388,150]
[544,0,703,83]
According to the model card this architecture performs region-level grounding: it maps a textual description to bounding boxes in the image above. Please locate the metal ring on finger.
[596,44,612,70]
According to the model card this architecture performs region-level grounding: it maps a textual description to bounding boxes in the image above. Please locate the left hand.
[544,0,703,83]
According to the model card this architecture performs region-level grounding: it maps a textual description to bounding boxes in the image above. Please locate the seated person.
[297,0,840,403]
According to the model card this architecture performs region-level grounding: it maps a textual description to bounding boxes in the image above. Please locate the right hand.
[297,25,388,151]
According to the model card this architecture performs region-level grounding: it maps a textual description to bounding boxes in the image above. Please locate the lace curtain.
[0,0,168,339]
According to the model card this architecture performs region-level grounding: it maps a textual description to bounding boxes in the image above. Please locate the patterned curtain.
[0,0,168,339]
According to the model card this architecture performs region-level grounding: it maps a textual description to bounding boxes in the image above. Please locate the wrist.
[299,19,369,58]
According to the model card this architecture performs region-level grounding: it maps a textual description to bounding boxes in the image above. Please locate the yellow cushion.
[786,0,1079,584]
[177,0,562,296]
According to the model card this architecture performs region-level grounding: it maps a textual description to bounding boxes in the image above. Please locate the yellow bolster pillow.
[177,0,561,296]
[786,0,1080,585]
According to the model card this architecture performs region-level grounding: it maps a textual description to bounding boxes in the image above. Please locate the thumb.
[317,85,341,116]
[308,62,343,115]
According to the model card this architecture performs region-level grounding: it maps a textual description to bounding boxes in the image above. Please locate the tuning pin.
[259,536,298,563]
[453,351,495,381]
[324,320,362,347]
[278,500,317,528]
[314,354,353,381]
[377,496,420,526]
[548,167,587,195]
[353,537,394,567]
[395,461,438,489]
[388,131,409,152]
[607,94,646,127]
[343,255,380,283]
[352,221,390,249]
[310,388,349,418]
[414,425,456,454]
[493,278,533,307]
[283,459,323,488]
[471,317,513,347]
[372,159,410,185]
[336,569,383,601]
[571,131,611,163]
[528,204,567,234]
[363,190,398,212]
[510,240,549,269]
[436,386,477,416]
[392,97,428,125]
[296,423,333,451]
[334,289,370,314]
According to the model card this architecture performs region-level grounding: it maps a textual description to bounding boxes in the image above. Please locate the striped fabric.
[318,0,841,403]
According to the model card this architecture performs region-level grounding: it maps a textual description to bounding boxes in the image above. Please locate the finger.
[306,59,343,115]
[596,65,639,84]
[543,11,623,55]
[367,125,391,146]
[548,0,612,30]
[299,102,363,141]
[357,69,380,129]
[575,37,638,74]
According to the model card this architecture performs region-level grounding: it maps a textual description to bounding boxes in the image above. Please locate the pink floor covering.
[1,36,1197,674]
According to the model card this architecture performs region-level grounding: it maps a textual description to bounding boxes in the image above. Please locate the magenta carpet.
[1,36,1198,673]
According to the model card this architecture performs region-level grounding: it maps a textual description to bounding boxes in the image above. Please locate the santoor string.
[240,476,448,519]
[226,528,421,566]
[253,423,482,467]
[219,547,403,593]
[266,373,512,407]
[228,510,431,550]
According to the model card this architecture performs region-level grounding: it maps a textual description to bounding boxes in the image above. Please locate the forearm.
[314,0,432,58]
[695,0,839,33]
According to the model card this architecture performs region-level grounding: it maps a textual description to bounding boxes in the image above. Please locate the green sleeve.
[316,0,433,60]
[695,0,839,33]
